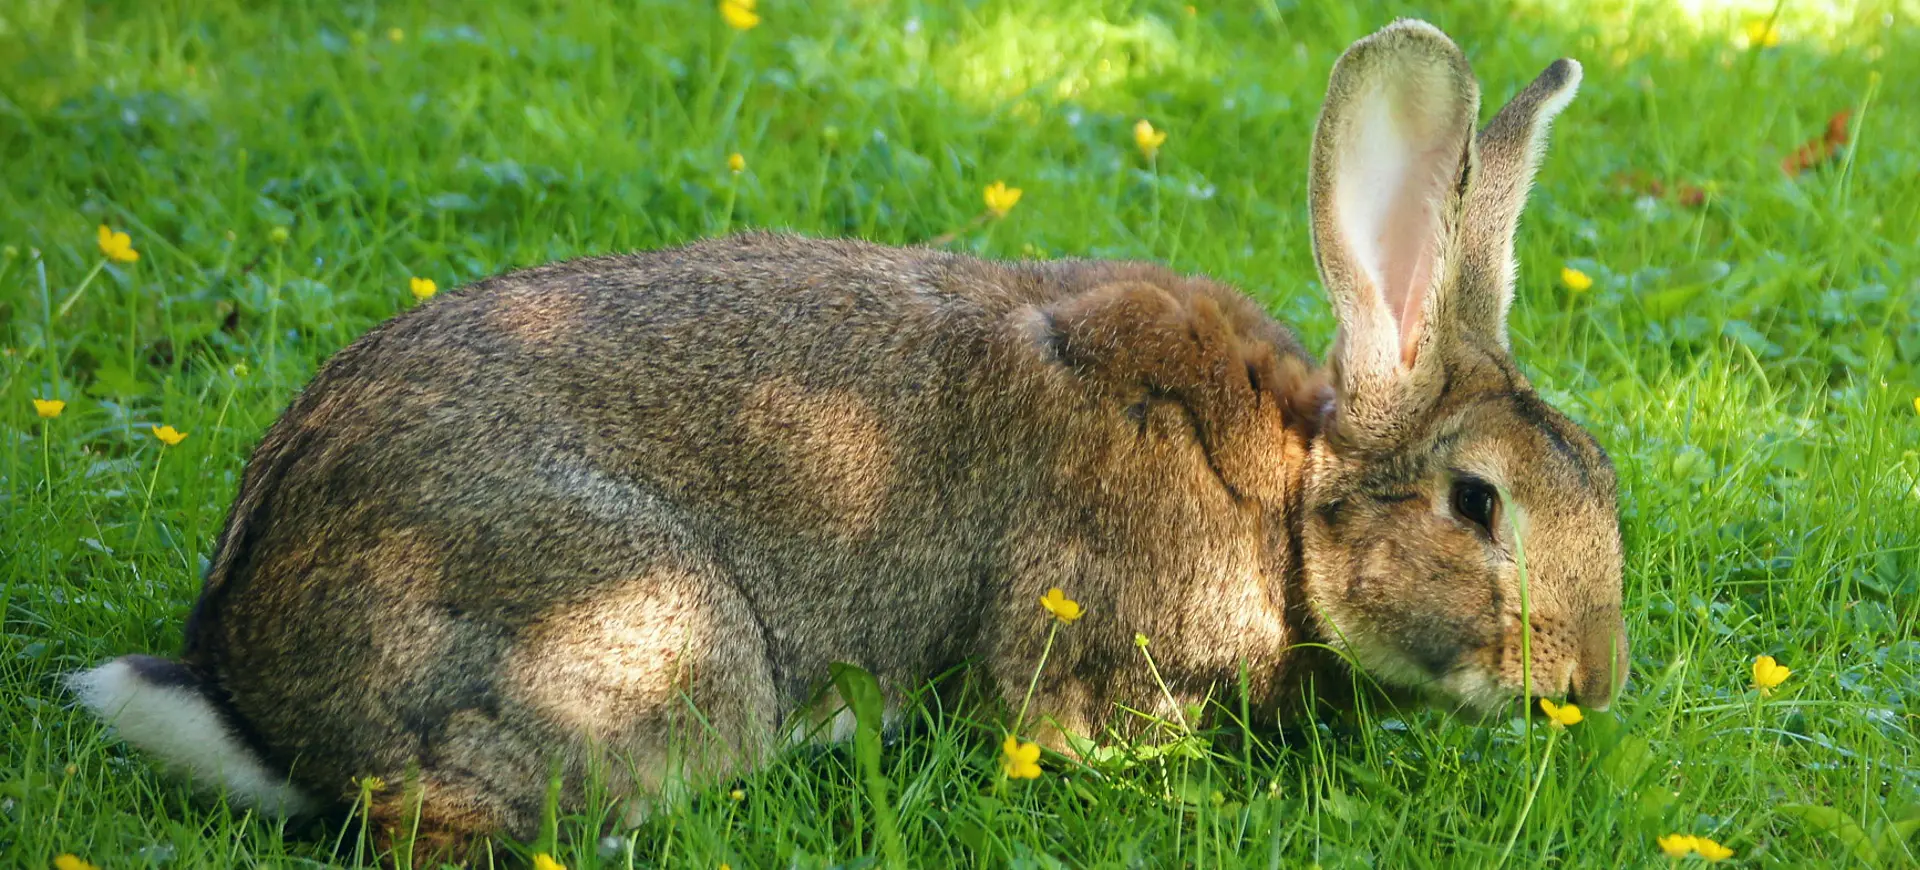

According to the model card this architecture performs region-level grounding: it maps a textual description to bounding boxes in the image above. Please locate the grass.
[2,0,1917,866]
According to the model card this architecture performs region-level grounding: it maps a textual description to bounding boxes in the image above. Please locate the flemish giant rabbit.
[72,19,1628,850]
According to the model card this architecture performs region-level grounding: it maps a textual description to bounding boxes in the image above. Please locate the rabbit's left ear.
[1308,20,1479,448]
[1454,58,1583,348]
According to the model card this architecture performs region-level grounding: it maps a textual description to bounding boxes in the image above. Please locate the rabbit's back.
[194,235,1016,683]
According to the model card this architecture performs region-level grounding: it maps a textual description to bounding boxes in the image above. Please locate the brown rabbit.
[71,19,1627,851]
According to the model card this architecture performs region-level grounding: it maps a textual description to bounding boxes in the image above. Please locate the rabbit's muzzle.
[1472,609,1631,714]
[1333,601,1631,719]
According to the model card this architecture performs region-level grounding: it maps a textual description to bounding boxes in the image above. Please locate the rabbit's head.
[1298,21,1627,717]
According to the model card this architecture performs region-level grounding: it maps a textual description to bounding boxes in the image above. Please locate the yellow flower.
[720,0,760,30]
[1657,834,1697,858]
[269,226,290,245]
[1561,266,1593,292]
[1538,698,1583,728]
[728,152,746,173]
[1911,396,1919,417]
[1752,654,1791,693]
[533,854,566,870]
[151,424,187,446]
[1134,633,1150,648]
[1693,837,1734,862]
[97,224,139,263]
[33,398,66,419]
[1743,19,1781,48]
[387,27,405,43]
[983,181,1022,218]
[1039,587,1083,624]
[410,276,437,301]
[53,855,100,870]
[354,775,387,793]
[1000,735,1041,779]
[1134,119,1168,160]
[729,788,745,802]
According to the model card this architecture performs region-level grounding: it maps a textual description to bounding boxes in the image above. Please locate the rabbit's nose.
[1566,619,1631,711]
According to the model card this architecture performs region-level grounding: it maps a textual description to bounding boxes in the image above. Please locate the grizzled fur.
[73,19,1627,853]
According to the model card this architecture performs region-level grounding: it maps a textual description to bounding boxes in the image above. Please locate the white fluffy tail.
[68,656,317,815]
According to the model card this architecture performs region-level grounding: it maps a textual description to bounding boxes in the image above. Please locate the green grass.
[3,0,1918,866]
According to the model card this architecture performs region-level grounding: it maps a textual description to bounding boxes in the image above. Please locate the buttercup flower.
[1039,587,1083,624]
[54,856,100,870]
[1539,698,1583,728]
[151,425,188,446]
[1656,833,1732,861]
[729,788,745,802]
[1561,266,1593,292]
[410,277,437,301]
[983,181,1022,218]
[269,226,291,245]
[33,398,66,419]
[1693,838,1734,862]
[1134,633,1150,648]
[1000,736,1041,779]
[97,225,139,263]
[1911,396,1918,416]
[1752,654,1791,694]
[354,775,387,793]
[1657,834,1697,858]
[532,855,566,870]
[1133,119,1168,159]
[720,0,760,30]
[1743,20,1781,48]
[728,152,746,173]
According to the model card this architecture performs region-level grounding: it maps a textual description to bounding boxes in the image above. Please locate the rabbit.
[70,19,1628,852]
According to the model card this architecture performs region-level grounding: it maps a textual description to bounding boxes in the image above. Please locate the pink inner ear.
[1382,190,1437,367]
[1388,146,1459,367]
[1336,96,1455,372]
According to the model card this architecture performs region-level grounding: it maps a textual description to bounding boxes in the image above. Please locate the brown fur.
[81,19,1626,850]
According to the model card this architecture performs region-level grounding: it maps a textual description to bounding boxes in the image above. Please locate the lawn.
[3,0,1918,866]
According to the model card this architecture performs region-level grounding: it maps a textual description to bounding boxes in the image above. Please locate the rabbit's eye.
[1450,478,1499,535]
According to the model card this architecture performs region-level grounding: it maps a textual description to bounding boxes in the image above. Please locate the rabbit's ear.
[1308,20,1479,447]
[1454,58,1582,348]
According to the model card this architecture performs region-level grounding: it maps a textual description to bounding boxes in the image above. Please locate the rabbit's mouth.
[1397,639,1628,722]
[1322,633,1511,719]
[1421,667,1541,721]
[1333,633,1597,722]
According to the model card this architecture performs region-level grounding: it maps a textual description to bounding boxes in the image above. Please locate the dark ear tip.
[1543,58,1583,90]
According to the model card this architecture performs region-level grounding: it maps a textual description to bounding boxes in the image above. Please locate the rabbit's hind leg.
[361,535,780,853]
[491,542,782,833]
